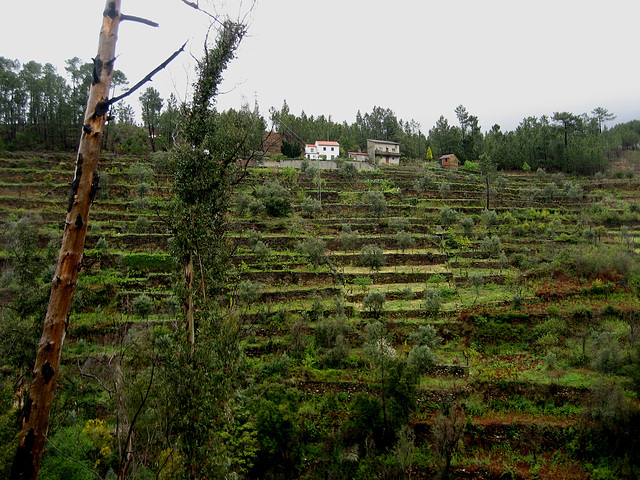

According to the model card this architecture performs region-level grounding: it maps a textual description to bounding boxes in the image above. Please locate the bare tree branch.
[120,13,159,28]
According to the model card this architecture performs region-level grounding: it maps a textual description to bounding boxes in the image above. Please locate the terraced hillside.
[1,151,640,479]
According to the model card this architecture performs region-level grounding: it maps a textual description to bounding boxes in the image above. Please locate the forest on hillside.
[2,54,640,175]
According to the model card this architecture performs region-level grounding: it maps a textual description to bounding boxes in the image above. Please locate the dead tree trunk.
[11,2,122,478]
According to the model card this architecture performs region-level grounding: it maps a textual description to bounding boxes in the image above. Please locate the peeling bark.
[10,2,122,478]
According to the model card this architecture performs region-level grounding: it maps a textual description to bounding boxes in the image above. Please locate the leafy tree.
[366,190,387,219]
[281,139,301,158]
[438,181,451,198]
[388,217,410,232]
[395,230,415,253]
[255,180,292,217]
[423,289,442,317]
[478,153,497,209]
[481,209,498,229]
[433,404,466,479]
[360,244,386,271]
[339,224,359,252]
[440,207,458,227]
[469,273,484,297]
[301,196,322,218]
[295,237,326,269]
[252,240,271,266]
[339,161,358,179]
[363,291,386,320]
[460,216,474,238]
[481,235,502,257]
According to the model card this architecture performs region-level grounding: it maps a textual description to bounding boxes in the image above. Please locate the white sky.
[2,0,639,133]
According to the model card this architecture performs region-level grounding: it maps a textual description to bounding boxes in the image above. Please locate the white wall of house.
[315,141,340,160]
[305,144,319,160]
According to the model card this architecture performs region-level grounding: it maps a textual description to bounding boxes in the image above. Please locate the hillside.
[1,151,640,479]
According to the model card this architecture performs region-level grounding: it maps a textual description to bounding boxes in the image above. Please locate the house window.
[323,147,327,151]
[331,147,334,151]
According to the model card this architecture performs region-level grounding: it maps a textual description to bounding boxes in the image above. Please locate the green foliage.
[339,161,358,179]
[339,224,359,252]
[301,196,322,218]
[360,244,386,271]
[281,139,302,158]
[123,253,173,273]
[440,207,458,227]
[129,161,154,183]
[459,216,474,237]
[255,180,292,217]
[134,216,150,233]
[480,234,502,257]
[422,289,442,317]
[237,279,261,304]
[363,291,386,319]
[132,293,153,319]
[366,190,387,219]
[295,237,326,268]
[394,230,415,252]
[388,217,410,232]
[522,161,531,172]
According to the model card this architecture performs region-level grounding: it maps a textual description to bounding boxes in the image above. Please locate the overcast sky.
[2,0,638,133]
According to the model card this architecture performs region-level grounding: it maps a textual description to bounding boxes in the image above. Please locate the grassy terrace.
[2,151,640,478]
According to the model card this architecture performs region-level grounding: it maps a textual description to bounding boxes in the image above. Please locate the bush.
[407,345,436,372]
[363,291,386,319]
[133,294,153,319]
[440,207,458,227]
[255,180,291,217]
[339,161,358,179]
[301,196,322,218]
[134,216,150,233]
[423,289,442,317]
[481,235,502,257]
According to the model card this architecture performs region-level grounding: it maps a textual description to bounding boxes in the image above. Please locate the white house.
[306,140,340,160]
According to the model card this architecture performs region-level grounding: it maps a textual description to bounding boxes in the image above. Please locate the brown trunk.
[11,2,122,478]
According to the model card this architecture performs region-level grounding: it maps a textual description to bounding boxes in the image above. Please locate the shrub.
[255,180,291,217]
[388,217,410,231]
[301,196,322,218]
[460,216,474,237]
[440,207,458,227]
[480,235,502,257]
[339,161,358,179]
[133,294,153,319]
[407,345,436,372]
[423,289,442,317]
[94,237,108,257]
[134,216,150,233]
